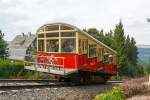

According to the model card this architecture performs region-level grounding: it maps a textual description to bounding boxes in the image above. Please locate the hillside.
[137,45,150,64]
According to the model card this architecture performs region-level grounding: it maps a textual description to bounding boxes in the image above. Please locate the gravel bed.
[127,95,150,100]
[0,84,113,100]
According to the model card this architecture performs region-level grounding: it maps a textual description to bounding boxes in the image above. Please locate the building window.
[61,39,76,53]
[38,40,44,51]
[61,32,75,37]
[46,39,59,52]
[89,45,96,57]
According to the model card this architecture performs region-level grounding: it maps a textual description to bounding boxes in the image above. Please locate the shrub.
[0,59,53,79]
[94,87,125,100]
[121,76,148,98]
[111,72,121,80]
[0,59,24,78]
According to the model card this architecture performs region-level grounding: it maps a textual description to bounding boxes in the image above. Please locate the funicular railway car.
[24,23,117,84]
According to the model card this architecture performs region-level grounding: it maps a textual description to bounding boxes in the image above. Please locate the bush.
[121,76,148,98]
[0,59,24,78]
[111,72,121,80]
[94,87,125,100]
[0,59,53,79]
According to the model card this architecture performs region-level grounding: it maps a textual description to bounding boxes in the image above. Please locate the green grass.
[94,87,125,100]
[0,59,52,79]
[0,59,24,79]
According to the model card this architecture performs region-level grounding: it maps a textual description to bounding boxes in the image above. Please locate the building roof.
[37,22,117,54]
[8,33,36,60]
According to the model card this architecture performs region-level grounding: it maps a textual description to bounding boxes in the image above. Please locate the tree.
[112,21,128,68]
[87,28,99,38]
[145,60,150,74]
[0,30,7,58]
[130,37,138,66]
[103,30,114,47]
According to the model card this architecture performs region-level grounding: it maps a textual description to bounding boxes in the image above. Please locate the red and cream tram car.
[24,23,117,83]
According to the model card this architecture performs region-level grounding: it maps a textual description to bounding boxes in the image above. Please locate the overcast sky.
[0,0,150,45]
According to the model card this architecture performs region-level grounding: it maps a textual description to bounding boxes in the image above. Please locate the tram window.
[46,39,59,52]
[45,25,59,31]
[38,34,44,38]
[61,39,76,53]
[61,32,75,37]
[38,40,44,51]
[89,45,96,57]
[46,33,59,37]
[37,27,44,32]
[104,52,109,63]
[98,48,103,61]
[108,55,113,64]
[79,39,88,54]
[60,25,74,30]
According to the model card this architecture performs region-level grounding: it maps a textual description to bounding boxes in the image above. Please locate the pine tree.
[130,37,138,66]
[0,30,7,58]
[103,30,114,47]
[112,21,128,68]
[87,28,99,38]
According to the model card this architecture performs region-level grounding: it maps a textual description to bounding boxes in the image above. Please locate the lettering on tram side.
[36,55,57,70]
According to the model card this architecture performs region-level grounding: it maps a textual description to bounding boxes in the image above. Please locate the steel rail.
[0,79,59,83]
[0,79,123,90]
[0,83,71,90]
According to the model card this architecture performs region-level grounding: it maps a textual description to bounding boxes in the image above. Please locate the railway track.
[0,79,69,90]
[0,79,123,90]
[0,79,59,83]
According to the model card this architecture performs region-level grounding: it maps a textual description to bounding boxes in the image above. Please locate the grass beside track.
[0,59,52,79]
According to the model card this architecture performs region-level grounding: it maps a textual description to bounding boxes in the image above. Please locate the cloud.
[0,0,150,45]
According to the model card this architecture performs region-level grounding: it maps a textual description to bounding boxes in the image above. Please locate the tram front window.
[61,39,76,53]
[47,39,59,52]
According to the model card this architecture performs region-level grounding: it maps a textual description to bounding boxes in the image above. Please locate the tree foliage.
[0,30,7,58]
[145,59,150,74]
[86,21,144,77]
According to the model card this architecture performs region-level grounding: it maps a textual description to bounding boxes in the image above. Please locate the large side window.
[61,32,75,37]
[108,54,113,64]
[89,45,96,57]
[38,40,44,51]
[98,48,104,61]
[38,34,44,38]
[104,51,109,63]
[46,39,59,52]
[61,39,76,53]
[79,39,88,54]
[46,32,59,37]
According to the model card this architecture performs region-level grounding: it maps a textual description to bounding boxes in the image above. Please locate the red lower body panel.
[36,52,116,75]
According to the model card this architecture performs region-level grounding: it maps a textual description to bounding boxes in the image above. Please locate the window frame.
[79,39,88,54]
[61,38,76,53]
[88,44,97,58]
[46,39,59,53]
[37,39,45,52]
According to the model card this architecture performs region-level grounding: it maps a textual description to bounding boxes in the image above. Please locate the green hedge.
[0,59,53,79]
[94,87,125,100]
[0,59,22,78]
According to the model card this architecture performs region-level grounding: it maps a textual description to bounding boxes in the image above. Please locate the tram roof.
[37,22,117,54]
